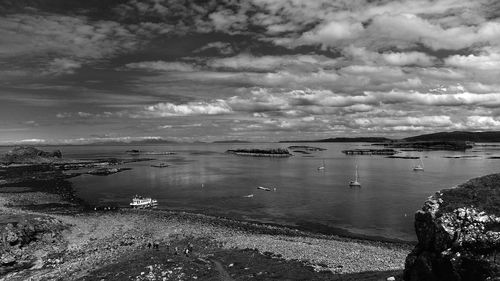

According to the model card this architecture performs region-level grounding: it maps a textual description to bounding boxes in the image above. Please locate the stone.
[404,174,500,281]
[1,253,16,265]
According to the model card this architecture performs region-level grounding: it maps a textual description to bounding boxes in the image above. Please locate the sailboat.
[349,165,361,187]
[413,157,424,171]
[317,160,325,171]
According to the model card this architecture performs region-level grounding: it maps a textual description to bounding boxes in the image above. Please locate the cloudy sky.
[2,0,500,144]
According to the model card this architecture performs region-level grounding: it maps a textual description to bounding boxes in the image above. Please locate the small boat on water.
[317,160,325,171]
[349,165,361,187]
[130,195,158,209]
[151,162,169,168]
[413,158,424,171]
[243,194,254,198]
[257,186,271,191]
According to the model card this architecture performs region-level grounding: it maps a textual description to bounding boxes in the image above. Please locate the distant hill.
[279,137,392,143]
[404,131,500,142]
[212,140,252,143]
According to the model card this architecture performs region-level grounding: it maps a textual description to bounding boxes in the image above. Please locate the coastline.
[0,187,411,280]
[0,148,411,280]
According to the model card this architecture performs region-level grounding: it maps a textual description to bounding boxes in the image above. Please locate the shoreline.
[0,189,411,280]
[141,207,417,245]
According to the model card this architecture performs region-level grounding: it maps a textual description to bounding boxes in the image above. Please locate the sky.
[1,0,500,144]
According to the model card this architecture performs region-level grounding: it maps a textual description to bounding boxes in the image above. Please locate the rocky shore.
[0,191,411,280]
[0,147,411,280]
[404,174,500,281]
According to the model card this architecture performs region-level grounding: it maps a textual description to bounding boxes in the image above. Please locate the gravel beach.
[0,191,411,281]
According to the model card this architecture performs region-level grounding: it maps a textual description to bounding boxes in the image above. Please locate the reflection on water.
[29,143,500,242]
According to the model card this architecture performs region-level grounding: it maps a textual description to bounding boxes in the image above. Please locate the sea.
[7,143,500,242]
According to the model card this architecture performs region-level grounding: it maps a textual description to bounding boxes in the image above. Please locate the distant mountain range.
[279,137,392,143]
[82,139,178,146]
[402,131,500,142]
[280,131,500,143]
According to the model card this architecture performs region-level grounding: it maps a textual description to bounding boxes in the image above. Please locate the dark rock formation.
[0,146,62,164]
[404,174,500,281]
[226,148,292,157]
[87,167,131,176]
[1,216,67,272]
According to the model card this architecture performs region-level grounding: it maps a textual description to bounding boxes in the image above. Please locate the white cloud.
[466,116,500,128]
[299,20,364,47]
[445,49,500,70]
[138,100,233,117]
[126,61,197,72]
[381,52,435,66]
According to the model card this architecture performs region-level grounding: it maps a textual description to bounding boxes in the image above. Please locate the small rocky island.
[226,148,292,157]
[0,146,62,165]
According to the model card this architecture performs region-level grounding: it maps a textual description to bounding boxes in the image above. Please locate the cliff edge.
[404,174,500,281]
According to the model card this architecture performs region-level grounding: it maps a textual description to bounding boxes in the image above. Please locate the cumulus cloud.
[381,52,436,66]
[138,100,233,117]
[466,116,500,129]
[445,48,500,70]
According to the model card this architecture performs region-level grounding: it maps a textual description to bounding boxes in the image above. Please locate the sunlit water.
[5,143,500,242]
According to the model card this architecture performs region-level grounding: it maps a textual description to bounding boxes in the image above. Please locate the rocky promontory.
[404,174,500,281]
[0,147,62,165]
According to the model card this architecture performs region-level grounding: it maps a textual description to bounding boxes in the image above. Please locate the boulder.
[404,174,500,281]
[0,253,16,266]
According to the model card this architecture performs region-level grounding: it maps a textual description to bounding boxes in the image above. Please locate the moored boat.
[130,195,158,208]
[349,165,361,187]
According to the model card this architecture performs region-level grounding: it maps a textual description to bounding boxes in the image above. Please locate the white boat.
[349,165,361,187]
[413,158,424,171]
[130,195,158,208]
[257,186,271,191]
[243,194,254,198]
[317,160,325,171]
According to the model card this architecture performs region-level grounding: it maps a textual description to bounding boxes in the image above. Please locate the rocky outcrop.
[404,174,500,281]
[87,167,131,175]
[1,215,67,272]
[0,146,62,165]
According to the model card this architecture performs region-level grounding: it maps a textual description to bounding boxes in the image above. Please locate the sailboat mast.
[355,165,358,181]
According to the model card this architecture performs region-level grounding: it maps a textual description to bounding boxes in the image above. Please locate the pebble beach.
[0,191,411,281]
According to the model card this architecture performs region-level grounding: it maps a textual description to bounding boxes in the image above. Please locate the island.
[226,148,292,157]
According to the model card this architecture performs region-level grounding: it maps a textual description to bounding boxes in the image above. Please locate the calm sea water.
[7,143,500,242]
